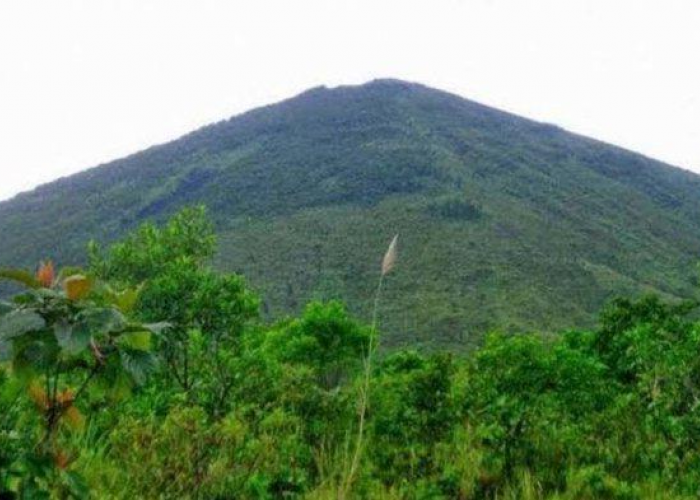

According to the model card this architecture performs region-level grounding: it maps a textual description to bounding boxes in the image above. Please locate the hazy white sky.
[1,0,699,201]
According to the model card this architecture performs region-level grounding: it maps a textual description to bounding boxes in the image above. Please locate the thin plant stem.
[342,273,384,498]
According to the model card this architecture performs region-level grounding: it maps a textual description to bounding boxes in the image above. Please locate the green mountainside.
[2,79,700,348]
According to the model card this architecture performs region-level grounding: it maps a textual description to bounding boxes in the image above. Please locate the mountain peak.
[305,78,423,93]
[290,78,438,107]
[353,77,423,89]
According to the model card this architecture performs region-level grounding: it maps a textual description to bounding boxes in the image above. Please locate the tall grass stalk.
[341,235,398,498]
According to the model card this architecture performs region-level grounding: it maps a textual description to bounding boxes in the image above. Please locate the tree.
[88,205,216,285]
[371,351,457,483]
[89,207,259,414]
[463,332,611,488]
[140,260,259,414]
[0,261,162,497]
[264,301,370,391]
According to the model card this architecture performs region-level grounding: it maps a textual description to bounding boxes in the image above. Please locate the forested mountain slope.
[2,79,700,348]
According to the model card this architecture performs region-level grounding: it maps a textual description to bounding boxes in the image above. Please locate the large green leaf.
[99,284,143,314]
[118,331,152,351]
[114,286,142,314]
[54,321,91,355]
[0,310,45,340]
[0,268,40,289]
[76,308,126,336]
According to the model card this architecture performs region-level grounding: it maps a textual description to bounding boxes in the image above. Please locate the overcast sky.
[1,0,699,201]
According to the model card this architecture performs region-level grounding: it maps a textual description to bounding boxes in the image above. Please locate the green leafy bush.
[2,208,700,499]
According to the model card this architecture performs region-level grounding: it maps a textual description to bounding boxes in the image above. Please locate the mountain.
[2,79,700,349]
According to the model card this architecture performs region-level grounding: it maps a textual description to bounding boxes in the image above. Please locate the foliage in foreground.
[2,207,700,499]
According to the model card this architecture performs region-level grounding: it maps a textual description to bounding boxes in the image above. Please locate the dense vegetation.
[3,80,700,348]
[2,207,700,499]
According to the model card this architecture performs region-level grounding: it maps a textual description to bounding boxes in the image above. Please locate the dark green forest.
[2,80,700,349]
[2,206,700,499]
